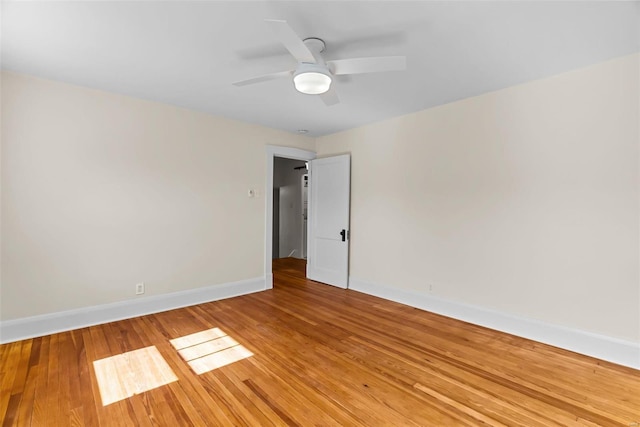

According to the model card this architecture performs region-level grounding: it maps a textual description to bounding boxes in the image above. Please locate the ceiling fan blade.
[320,86,340,106]
[327,56,406,75]
[265,19,316,64]
[232,70,293,87]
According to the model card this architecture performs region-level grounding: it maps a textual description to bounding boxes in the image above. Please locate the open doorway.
[272,158,309,288]
[264,146,316,289]
[265,146,351,290]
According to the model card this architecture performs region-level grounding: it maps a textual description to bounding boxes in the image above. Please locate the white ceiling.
[2,1,638,137]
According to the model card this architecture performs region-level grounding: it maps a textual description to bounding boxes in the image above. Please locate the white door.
[307,154,350,288]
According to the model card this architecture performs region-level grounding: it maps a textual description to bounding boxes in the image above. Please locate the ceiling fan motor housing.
[303,37,326,54]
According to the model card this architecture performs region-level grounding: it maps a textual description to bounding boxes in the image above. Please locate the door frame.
[265,145,316,289]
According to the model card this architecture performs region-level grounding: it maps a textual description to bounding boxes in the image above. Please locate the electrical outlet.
[136,282,145,295]
[429,284,433,293]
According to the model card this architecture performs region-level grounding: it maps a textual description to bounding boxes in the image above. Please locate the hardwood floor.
[1,257,639,426]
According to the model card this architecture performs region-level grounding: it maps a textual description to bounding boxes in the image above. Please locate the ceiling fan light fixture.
[293,64,332,95]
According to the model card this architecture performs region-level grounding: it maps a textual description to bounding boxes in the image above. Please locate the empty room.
[1,1,639,426]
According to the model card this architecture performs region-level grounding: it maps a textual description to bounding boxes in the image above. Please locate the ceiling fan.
[233,20,407,106]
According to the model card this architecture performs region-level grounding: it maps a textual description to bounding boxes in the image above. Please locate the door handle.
[340,229,346,242]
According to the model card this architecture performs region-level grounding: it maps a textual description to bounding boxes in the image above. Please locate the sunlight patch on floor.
[93,346,178,406]
[170,327,253,375]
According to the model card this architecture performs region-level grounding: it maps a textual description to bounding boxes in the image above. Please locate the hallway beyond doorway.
[272,256,306,282]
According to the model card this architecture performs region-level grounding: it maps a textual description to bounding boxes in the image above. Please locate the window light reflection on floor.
[93,346,178,406]
[170,327,253,375]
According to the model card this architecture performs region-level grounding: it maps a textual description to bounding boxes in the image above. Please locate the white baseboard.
[349,277,640,370]
[0,276,266,344]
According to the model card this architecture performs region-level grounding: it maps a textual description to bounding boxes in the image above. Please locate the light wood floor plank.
[0,342,21,423]
[31,335,50,426]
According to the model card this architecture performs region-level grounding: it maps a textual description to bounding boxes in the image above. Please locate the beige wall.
[1,71,314,320]
[317,54,640,343]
